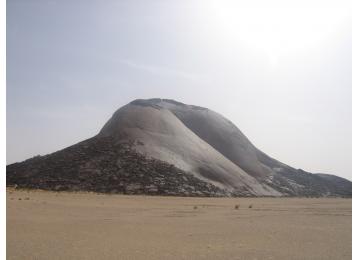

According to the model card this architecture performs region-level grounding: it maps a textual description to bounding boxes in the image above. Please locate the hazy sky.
[7,0,351,180]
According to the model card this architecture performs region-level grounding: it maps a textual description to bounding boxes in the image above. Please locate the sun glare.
[208,1,350,67]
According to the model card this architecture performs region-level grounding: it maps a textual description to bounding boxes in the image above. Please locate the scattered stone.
[125,183,142,192]
[6,138,231,197]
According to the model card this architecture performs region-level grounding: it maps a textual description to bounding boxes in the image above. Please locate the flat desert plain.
[7,189,351,260]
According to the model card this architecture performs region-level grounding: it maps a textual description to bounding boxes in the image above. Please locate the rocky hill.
[7,98,352,197]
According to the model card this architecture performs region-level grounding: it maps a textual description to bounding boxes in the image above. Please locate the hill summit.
[7,98,351,197]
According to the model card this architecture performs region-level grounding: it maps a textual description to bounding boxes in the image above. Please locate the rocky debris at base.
[6,136,233,197]
[6,98,352,197]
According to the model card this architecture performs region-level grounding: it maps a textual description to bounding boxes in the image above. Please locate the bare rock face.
[7,98,351,197]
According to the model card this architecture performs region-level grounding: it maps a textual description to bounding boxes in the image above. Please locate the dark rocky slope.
[7,137,230,196]
[7,98,352,197]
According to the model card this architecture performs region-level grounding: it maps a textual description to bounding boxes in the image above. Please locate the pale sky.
[7,0,352,180]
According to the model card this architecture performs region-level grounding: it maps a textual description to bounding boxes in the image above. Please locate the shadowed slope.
[7,98,351,197]
[99,103,279,196]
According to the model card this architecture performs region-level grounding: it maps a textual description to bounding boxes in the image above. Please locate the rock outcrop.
[7,98,352,197]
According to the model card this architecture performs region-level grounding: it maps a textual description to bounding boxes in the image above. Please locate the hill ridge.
[7,98,352,197]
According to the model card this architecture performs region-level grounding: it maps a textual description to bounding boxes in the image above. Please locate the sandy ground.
[7,189,351,260]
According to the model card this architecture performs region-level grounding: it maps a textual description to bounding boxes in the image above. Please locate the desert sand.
[7,189,351,260]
